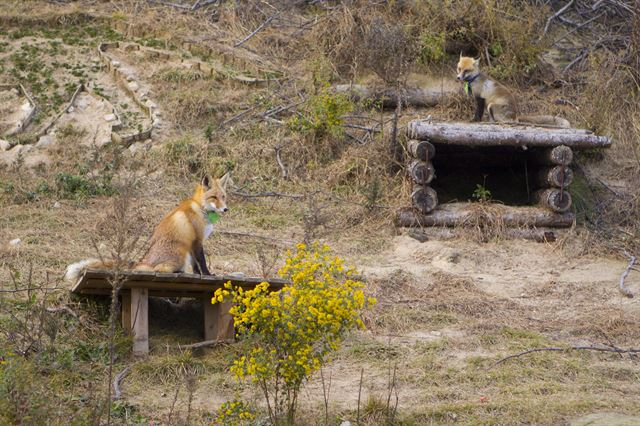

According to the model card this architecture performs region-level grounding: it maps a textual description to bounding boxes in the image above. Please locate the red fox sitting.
[456,55,570,128]
[65,174,231,282]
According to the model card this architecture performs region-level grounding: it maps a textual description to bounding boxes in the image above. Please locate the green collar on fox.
[207,211,220,224]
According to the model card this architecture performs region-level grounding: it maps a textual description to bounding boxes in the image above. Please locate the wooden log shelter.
[399,120,612,230]
[71,269,287,354]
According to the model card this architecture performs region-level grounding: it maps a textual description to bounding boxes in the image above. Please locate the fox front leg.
[473,96,485,122]
[192,244,211,275]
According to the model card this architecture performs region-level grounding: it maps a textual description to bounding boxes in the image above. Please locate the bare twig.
[0,285,64,293]
[543,0,575,36]
[112,365,132,400]
[274,146,289,179]
[45,305,79,319]
[563,48,589,73]
[235,14,279,48]
[262,100,305,118]
[231,190,304,199]
[553,13,605,47]
[356,368,364,425]
[319,368,331,426]
[175,339,229,350]
[221,106,257,127]
[147,0,191,10]
[619,253,636,298]
[191,0,218,10]
[342,123,381,133]
[493,345,640,367]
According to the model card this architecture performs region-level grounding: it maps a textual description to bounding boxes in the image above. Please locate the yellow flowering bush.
[212,243,376,424]
[214,399,255,426]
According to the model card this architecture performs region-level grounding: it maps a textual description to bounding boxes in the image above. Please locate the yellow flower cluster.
[214,399,255,425]
[211,243,376,420]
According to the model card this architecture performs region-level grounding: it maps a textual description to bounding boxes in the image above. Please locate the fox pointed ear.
[201,174,213,189]
[459,52,463,59]
[474,57,481,66]
[218,172,233,190]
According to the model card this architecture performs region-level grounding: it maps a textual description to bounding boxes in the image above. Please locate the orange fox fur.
[65,174,231,282]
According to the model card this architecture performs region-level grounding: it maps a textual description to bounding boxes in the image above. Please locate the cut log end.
[535,166,574,188]
[533,145,574,166]
[411,186,438,214]
[407,140,436,161]
[408,160,435,185]
[535,188,572,213]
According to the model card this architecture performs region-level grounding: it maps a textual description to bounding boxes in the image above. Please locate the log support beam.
[395,204,575,228]
[203,299,235,342]
[130,288,149,354]
[407,121,611,149]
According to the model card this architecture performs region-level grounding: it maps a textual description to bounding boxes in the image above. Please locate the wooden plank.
[216,301,235,341]
[203,298,218,341]
[131,288,149,354]
[407,121,611,149]
[72,270,288,295]
[81,278,284,293]
[121,291,131,334]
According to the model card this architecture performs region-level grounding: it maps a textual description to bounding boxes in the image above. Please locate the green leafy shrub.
[55,172,117,199]
[287,87,352,139]
[418,31,446,65]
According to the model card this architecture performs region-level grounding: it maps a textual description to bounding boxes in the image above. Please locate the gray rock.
[0,139,10,151]
[36,135,54,148]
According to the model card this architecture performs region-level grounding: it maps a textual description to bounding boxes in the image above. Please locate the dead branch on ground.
[231,190,304,199]
[493,344,640,367]
[113,365,132,400]
[543,0,575,36]
[619,252,636,298]
[175,339,229,350]
[235,13,279,47]
[274,145,289,179]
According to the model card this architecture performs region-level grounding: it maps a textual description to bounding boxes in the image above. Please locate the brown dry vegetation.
[0,0,639,425]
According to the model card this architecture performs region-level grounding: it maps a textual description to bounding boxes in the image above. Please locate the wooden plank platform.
[71,269,288,354]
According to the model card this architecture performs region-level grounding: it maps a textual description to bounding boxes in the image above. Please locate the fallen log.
[534,188,572,213]
[333,84,449,108]
[411,186,438,214]
[407,121,611,149]
[395,203,575,228]
[407,139,436,160]
[531,145,573,166]
[534,166,573,188]
[408,160,435,185]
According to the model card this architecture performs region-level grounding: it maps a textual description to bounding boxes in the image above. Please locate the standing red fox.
[456,55,570,128]
[65,174,231,282]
